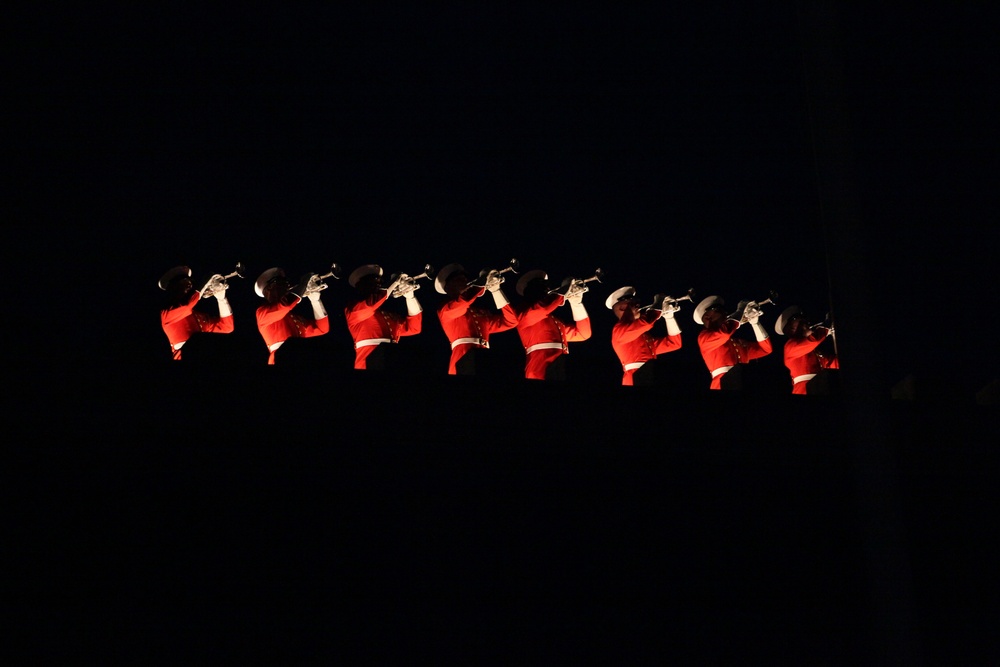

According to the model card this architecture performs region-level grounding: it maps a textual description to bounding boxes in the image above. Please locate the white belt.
[711,365,734,378]
[172,341,186,350]
[793,373,817,384]
[526,342,564,355]
[268,341,285,352]
[355,338,391,349]
[452,337,488,350]
[624,362,645,371]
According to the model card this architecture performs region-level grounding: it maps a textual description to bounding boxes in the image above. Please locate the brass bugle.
[303,263,343,295]
[809,312,834,331]
[733,290,778,323]
[387,264,435,298]
[468,257,520,287]
[640,288,695,312]
[200,261,247,298]
[548,268,605,296]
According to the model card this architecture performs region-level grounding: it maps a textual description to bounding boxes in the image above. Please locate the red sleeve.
[783,332,826,360]
[563,316,591,342]
[653,332,682,354]
[740,336,772,361]
[393,312,422,337]
[347,290,390,320]
[488,304,519,333]
[296,314,330,338]
[518,295,563,329]
[697,320,739,352]
[201,314,234,334]
[438,289,482,323]
[612,318,655,345]
[256,297,301,326]
[160,291,200,326]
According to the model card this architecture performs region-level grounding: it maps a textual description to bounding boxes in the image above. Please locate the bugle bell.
[388,264,435,298]
[731,290,778,323]
[469,258,520,288]
[548,268,605,298]
[640,287,696,313]
[300,262,343,296]
[201,261,247,298]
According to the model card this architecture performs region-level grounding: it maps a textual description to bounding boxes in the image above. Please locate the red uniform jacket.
[256,296,330,365]
[160,290,234,360]
[436,287,518,375]
[782,329,839,394]
[611,315,682,386]
[697,320,772,389]
[344,290,422,369]
[516,295,592,380]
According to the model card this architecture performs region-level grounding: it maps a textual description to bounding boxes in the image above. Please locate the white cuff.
[491,289,509,309]
[751,322,768,342]
[217,297,232,318]
[665,317,681,336]
[406,295,422,316]
[311,299,328,319]
[570,302,588,321]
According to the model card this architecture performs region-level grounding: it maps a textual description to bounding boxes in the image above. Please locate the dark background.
[9,3,999,663]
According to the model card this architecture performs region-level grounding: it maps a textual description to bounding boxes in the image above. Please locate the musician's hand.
[566,290,584,305]
[307,290,323,303]
[746,308,761,325]
[212,282,230,300]
[485,270,502,292]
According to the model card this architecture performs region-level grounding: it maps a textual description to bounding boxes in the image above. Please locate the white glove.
[744,305,762,325]
[751,321,768,342]
[665,316,681,336]
[215,292,232,317]
[485,270,503,293]
[566,290,584,306]
[491,287,509,309]
[405,292,422,316]
[201,274,225,298]
[570,301,588,322]
[308,291,328,319]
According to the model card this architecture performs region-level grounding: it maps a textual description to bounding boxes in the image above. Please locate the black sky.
[14,4,997,388]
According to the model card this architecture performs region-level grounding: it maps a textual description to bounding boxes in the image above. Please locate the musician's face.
[169,277,194,301]
[702,304,725,328]
[445,272,468,297]
[786,315,807,337]
[613,298,639,320]
[358,274,381,295]
[263,276,289,304]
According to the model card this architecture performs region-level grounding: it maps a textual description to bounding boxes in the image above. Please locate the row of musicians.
[159,264,838,394]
